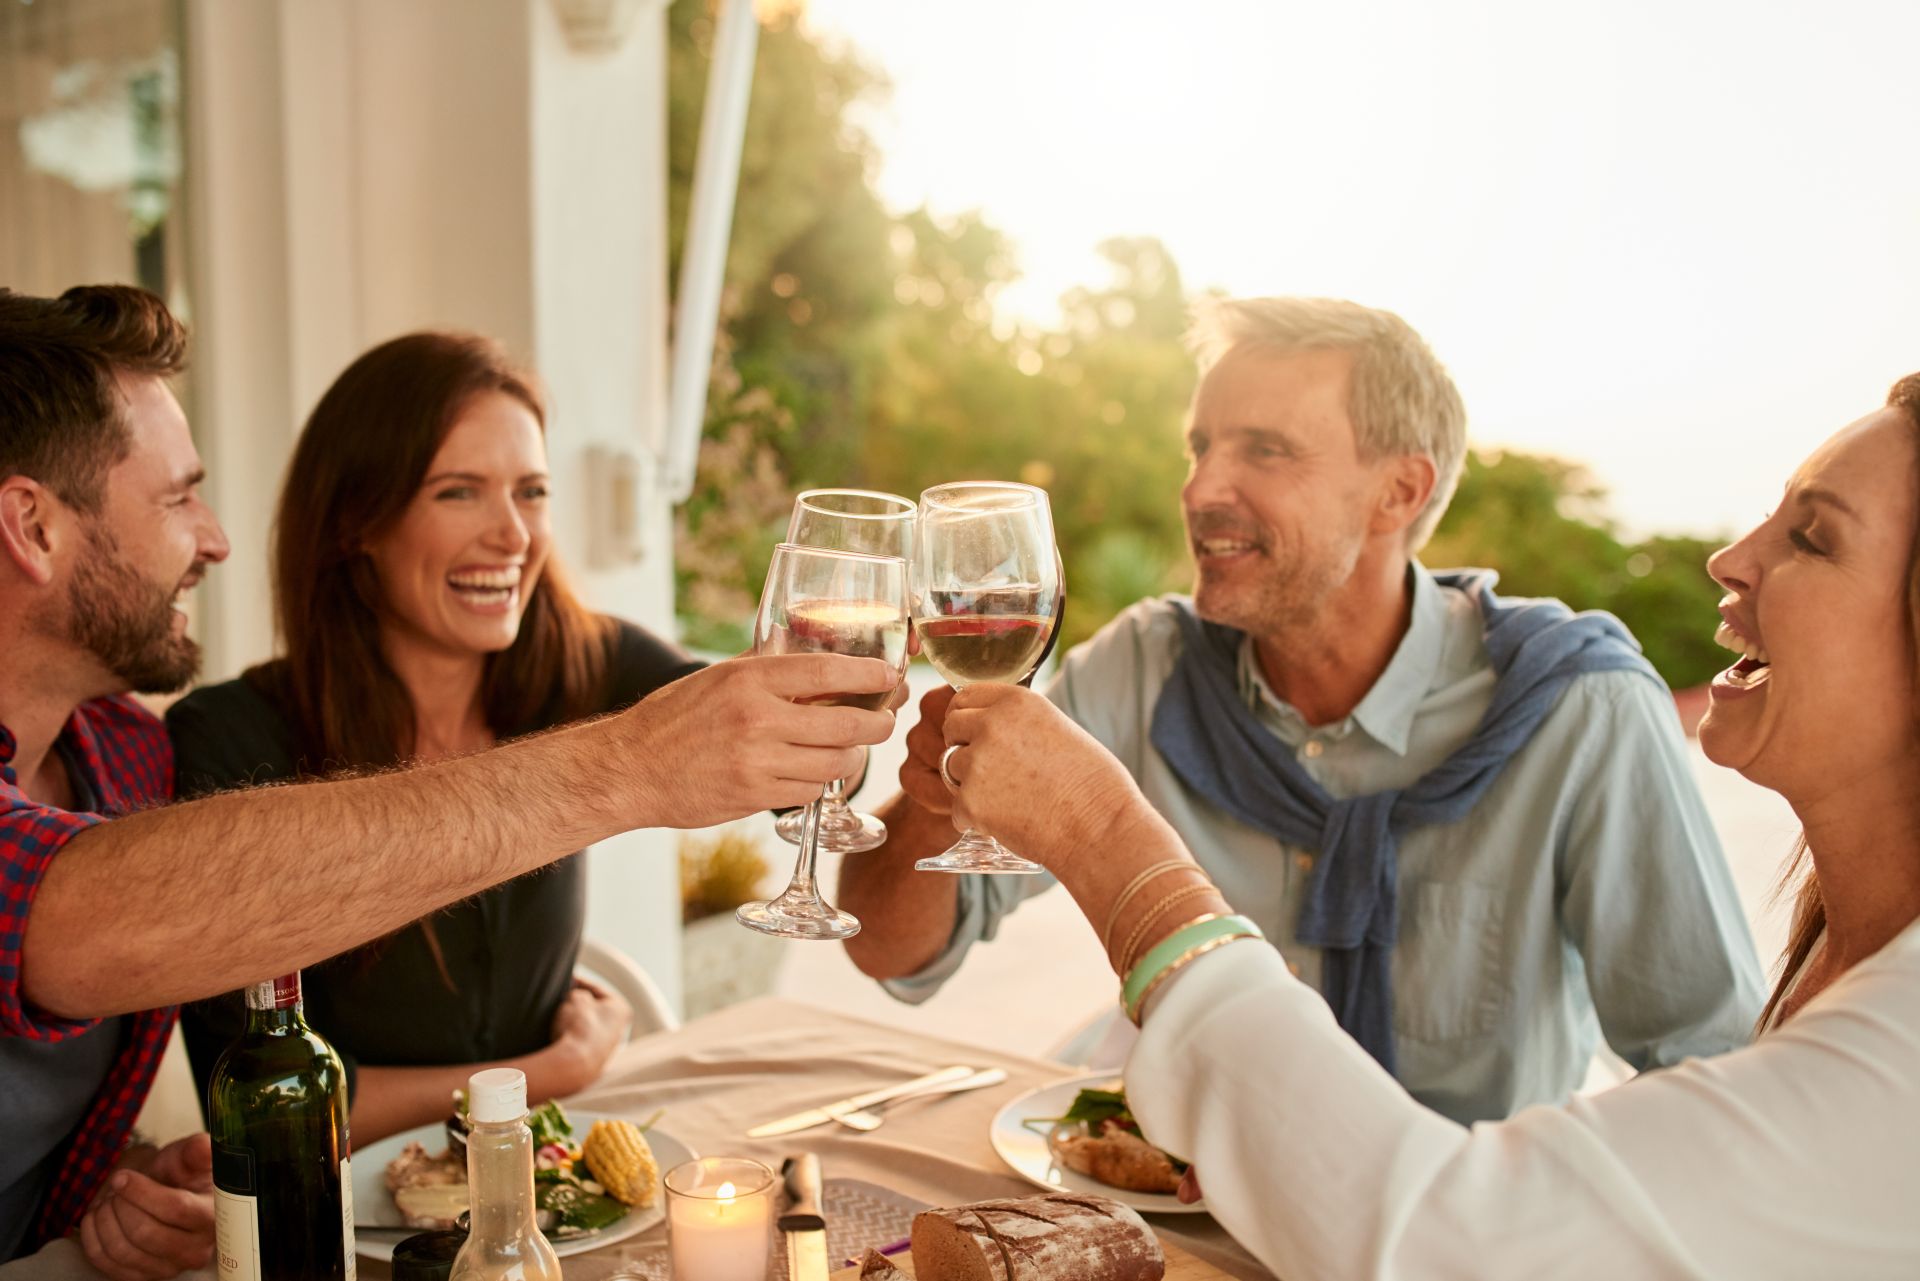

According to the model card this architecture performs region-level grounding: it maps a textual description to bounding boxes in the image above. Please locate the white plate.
[988,1073,1205,1215]
[351,1112,694,1260]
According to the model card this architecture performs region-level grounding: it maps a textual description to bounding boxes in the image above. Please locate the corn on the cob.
[581,1118,660,1207]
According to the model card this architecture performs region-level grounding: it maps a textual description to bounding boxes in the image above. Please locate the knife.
[747,1064,975,1138]
[781,1153,830,1281]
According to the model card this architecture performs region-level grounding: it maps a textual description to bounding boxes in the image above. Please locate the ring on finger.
[939,743,963,790]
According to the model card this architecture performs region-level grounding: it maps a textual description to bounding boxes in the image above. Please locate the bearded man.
[0,286,898,1274]
[839,296,1763,1125]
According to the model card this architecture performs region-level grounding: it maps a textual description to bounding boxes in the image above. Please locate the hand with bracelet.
[942,690,1263,971]
[942,685,1264,1202]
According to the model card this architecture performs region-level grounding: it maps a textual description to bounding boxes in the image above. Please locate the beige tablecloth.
[550,996,1270,1280]
[10,997,1271,1280]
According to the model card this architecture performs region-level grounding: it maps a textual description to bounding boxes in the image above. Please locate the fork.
[832,1068,1009,1131]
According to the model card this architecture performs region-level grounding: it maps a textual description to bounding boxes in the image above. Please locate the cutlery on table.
[832,1067,1010,1132]
[781,1153,830,1281]
[746,1064,976,1138]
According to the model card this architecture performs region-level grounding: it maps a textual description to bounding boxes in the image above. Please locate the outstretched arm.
[21,654,898,1021]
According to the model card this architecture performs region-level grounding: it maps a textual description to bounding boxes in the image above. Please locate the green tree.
[1427,451,1728,688]
[668,0,897,650]
[668,3,1729,689]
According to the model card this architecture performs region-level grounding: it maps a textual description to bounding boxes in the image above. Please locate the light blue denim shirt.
[887,566,1765,1124]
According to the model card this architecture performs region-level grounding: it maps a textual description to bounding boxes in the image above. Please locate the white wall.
[182,0,686,1006]
[525,0,685,1009]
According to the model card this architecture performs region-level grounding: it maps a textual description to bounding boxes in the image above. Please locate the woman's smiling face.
[360,391,552,663]
[1700,406,1920,798]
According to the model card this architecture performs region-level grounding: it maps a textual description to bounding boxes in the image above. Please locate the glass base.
[735,897,862,940]
[775,803,887,854]
[914,830,1044,875]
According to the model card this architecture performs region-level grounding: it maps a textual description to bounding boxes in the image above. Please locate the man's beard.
[1194,556,1347,635]
[1188,517,1362,638]
[62,529,203,694]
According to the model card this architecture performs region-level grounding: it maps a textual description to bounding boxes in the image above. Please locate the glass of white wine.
[737,543,909,939]
[911,481,1061,875]
[774,489,916,854]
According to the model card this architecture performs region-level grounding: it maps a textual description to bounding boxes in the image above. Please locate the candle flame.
[717,1181,737,1200]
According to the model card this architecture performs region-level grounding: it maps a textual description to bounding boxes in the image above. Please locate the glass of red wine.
[911,481,1061,875]
[737,543,910,939]
[774,489,916,854]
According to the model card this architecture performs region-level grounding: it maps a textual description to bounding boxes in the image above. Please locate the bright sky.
[801,0,1920,537]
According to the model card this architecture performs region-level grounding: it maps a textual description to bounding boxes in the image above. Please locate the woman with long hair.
[938,375,1920,1277]
[170,333,701,1142]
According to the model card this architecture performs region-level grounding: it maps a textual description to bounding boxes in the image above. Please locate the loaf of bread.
[910,1192,1165,1280]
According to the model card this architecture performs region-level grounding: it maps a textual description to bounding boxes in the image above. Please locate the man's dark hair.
[0,285,189,514]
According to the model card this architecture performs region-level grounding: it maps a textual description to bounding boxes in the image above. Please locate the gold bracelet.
[1116,881,1219,974]
[1099,859,1198,959]
[1127,931,1258,1026]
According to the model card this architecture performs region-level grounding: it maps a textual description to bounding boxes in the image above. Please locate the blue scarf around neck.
[1147,569,1663,1075]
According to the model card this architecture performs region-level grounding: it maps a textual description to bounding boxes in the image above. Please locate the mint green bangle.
[1121,913,1264,1021]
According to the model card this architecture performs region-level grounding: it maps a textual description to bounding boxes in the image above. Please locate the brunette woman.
[169,333,700,1143]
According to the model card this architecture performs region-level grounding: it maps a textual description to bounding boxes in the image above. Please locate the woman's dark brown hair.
[1758,371,1920,1029]
[265,332,612,774]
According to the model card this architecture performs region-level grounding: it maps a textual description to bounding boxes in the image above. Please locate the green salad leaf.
[1026,1086,1135,1134]
[1059,1087,1134,1129]
[537,1181,629,1233]
[527,1099,574,1148]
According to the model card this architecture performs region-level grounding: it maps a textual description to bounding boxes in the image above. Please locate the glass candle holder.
[665,1157,775,1281]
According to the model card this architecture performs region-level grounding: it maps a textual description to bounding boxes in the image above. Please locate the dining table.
[8,996,1272,1280]
[460,995,1268,1280]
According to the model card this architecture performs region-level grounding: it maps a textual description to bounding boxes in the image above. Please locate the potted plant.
[678,828,787,1020]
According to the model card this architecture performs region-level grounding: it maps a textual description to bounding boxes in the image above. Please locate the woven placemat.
[585,1177,927,1280]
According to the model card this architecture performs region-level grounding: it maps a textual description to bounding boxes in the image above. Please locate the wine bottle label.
[340,1155,357,1280]
[213,1141,261,1281]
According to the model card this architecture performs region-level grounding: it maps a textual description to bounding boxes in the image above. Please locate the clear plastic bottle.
[449,1069,563,1281]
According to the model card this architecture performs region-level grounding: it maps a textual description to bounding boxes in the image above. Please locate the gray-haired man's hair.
[1187,296,1467,549]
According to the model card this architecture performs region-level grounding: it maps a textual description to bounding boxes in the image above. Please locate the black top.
[166,618,702,1118]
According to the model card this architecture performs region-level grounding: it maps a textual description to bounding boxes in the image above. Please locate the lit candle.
[666,1157,774,1281]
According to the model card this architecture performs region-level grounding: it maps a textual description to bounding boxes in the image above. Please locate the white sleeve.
[1126,933,1920,1280]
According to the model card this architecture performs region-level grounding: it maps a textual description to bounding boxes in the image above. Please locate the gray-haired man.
[840,295,1762,1124]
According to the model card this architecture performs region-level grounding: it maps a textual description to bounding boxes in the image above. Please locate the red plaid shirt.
[0,696,175,1249]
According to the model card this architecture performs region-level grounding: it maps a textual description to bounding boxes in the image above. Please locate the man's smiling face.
[1181,344,1382,635]
[46,372,229,694]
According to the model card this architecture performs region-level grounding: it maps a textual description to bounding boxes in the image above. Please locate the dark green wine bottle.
[209,973,356,1280]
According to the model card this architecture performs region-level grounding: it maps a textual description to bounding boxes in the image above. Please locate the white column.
[528,0,683,1011]
[180,0,296,683]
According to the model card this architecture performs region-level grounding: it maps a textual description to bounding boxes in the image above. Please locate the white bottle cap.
[468,1068,528,1123]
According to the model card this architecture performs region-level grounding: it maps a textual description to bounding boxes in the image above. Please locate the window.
[1,0,188,307]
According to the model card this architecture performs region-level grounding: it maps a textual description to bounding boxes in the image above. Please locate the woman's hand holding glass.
[736,544,910,940]
[910,481,1062,874]
[937,683,1157,878]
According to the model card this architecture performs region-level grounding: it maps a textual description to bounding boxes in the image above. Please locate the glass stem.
[823,776,847,808]
[786,787,830,898]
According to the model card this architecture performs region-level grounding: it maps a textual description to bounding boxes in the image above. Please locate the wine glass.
[736,544,910,940]
[910,481,1061,875]
[774,489,916,854]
